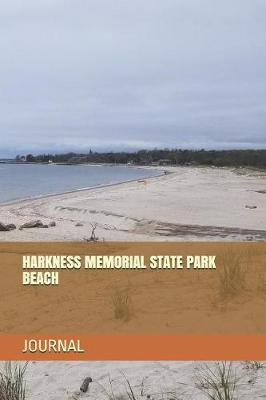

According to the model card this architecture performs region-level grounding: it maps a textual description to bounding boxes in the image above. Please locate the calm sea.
[0,163,160,203]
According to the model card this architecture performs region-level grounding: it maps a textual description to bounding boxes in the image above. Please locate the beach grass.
[218,250,247,299]
[194,361,239,400]
[0,362,27,400]
[244,361,266,371]
[112,287,132,322]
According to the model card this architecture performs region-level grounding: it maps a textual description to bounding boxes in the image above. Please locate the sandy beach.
[1,360,266,400]
[0,166,265,241]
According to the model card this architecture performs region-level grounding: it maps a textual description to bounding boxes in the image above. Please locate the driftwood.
[0,222,16,231]
[90,224,98,241]
[19,220,49,230]
[80,377,92,393]
[84,224,98,242]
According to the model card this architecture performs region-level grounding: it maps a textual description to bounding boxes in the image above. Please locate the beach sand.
[1,360,265,400]
[0,166,265,241]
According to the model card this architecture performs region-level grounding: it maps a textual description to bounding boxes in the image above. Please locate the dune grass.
[244,361,266,371]
[112,287,132,322]
[95,372,186,400]
[194,361,239,400]
[95,374,138,400]
[0,362,28,400]
[218,250,247,299]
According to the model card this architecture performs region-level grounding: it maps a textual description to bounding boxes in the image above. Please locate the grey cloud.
[0,0,266,156]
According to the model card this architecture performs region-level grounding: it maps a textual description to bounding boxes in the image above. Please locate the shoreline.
[0,166,265,241]
[0,166,166,208]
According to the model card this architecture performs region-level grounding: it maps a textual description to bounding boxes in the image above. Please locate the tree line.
[17,149,266,168]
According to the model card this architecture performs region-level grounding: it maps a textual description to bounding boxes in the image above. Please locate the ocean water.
[0,163,159,203]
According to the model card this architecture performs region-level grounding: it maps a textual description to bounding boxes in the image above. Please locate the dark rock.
[0,222,16,231]
[80,377,92,393]
[19,220,48,230]
[246,236,254,241]
[49,221,56,227]
[75,222,83,227]
[6,224,16,230]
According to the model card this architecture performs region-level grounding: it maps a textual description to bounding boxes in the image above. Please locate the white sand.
[0,166,265,241]
[5,360,265,400]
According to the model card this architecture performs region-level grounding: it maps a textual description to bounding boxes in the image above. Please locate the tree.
[26,154,35,162]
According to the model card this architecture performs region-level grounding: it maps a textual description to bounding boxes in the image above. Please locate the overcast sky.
[0,0,266,156]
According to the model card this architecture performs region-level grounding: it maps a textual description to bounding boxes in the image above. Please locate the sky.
[0,0,266,156]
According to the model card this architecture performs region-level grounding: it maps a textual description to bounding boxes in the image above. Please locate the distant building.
[158,159,173,166]
[138,156,153,165]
